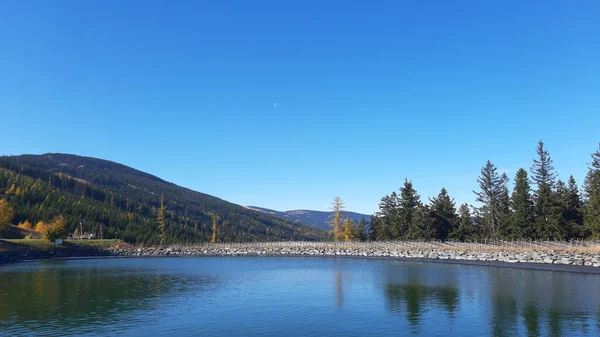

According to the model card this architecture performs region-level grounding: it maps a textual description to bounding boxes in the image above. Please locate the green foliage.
[473,160,509,239]
[429,188,458,240]
[510,169,534,239]
[0,154,325,244]
[530,140,562,240]
[449,204,478,241]
[584,144,600,238]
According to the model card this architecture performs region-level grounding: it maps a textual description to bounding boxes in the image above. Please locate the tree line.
[366,141,600,242]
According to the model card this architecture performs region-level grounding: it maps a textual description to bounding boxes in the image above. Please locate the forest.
[0,154,325,244]
[367,141,600,242]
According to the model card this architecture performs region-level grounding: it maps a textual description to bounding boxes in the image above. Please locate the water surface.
[1,257,599,336]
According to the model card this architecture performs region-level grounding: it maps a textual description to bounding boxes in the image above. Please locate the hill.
[245,206,370,231]
[0,154,325,243]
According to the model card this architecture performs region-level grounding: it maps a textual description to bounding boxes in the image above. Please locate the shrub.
[44,216,67,243]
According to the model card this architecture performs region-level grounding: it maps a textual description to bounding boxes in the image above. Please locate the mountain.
[0,154,325,243]
[245,206,370,231]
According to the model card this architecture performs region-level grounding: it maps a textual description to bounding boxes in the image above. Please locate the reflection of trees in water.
[384,283,459,329]
[488,269,600,337]
[381,264,600,336]
[0,262,219,333]
[335,270,343,308]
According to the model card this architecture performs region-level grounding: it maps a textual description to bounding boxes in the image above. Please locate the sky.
[1,1,599,214]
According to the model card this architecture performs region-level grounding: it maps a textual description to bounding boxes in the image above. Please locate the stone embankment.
[113,246,600,267]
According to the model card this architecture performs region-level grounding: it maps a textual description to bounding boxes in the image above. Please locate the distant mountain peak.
[245,206,370,231]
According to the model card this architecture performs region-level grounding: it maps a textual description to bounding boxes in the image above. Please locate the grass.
[0,239,124,252]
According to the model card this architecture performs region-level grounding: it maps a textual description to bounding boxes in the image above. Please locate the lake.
[1,257,599,336]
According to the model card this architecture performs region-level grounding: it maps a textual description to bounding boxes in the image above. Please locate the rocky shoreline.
[4,245,600,272]
[114,246,600,267]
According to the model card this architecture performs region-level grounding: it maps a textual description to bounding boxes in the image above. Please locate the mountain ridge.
[245,206,370,231]
[0,153,325,243]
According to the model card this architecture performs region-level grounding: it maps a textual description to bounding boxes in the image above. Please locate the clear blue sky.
[2,1,599,214]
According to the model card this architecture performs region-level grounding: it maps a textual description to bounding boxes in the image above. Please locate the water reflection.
[380,262,600,336]
[1,257,599,337]
[0,259,220,335]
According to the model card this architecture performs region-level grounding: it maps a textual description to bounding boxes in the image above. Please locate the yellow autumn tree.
[44,216,67,242]
[343,217,356,242]
[5,184,16,195]
[0,199,15,234]
[209,213,220,243]
[157,195,166,246]
[18,220,33,230]
[329,196,345,242]
[34,221,47,233]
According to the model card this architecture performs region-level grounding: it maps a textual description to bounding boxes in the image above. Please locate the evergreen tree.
[530,140,561,239]
[473,160,508,239]
[584,144,600,238]
[329,196,345,242]
[355,217,367,242]
[449,203,477,241]
[510,168,534,239]
[398,179,422,240]
[406,204,434,240]
[373,192,398,241]
[157,194,166,246]
[429,188,458,240]
[498,173,512,238]
[555,177,583,239]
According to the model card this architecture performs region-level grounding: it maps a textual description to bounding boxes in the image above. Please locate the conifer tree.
[498,173,512,238]
[374,192,397,241]
[429,188,458,240]
[329,196,345,242]
[209,213,220,243]
[556,177,583,239]
[355,217,367,242]
[157,194,167,246]
[473,161,508,239]
[399,179,422,240]
[510,168,534,239]
[449,203,477,241]
[343,217,355,242]
[530,140,561,239]
[584,144,600,238]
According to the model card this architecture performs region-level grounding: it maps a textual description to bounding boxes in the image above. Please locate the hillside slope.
[0,154,325,243]
[245,206,370,231]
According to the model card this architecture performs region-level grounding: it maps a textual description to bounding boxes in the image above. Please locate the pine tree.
[399,179,423,240]
[429,188,458,240]
[449,203,477,241]
[555,177,583,239]
[157,194,167,246]
[498,173,512,238]
[343,217,355,242]
[473,160,508,239]
[510,168,534,239]
[329,196,345,242]
[355,217,367,242]
[584,144,600,238]
[530,140,561,239]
